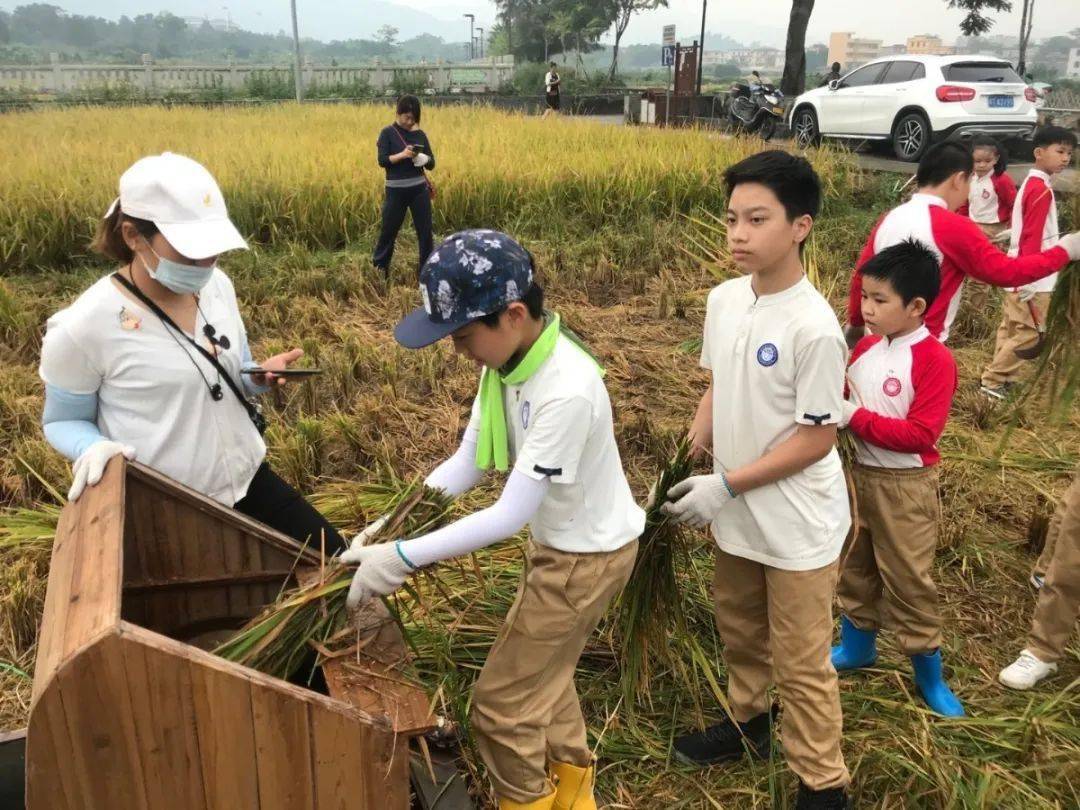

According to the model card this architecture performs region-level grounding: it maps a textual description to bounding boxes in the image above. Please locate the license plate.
[988,95,1014,109]
[772,106,784,115]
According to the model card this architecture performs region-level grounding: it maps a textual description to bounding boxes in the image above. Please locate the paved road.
[579,114,1078,193]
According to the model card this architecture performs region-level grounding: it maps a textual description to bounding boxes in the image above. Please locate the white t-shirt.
[466,334,644,553]
[967,173,999,224]
[545,71,559,94]
[38,269,266,505]
[700,275,850,570]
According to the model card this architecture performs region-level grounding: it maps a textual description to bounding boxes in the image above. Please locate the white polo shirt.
[466,334,645,554]
[700,275,850,571]
[38,269,266,505]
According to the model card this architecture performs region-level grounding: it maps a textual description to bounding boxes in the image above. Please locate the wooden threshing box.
[27,458,434,809]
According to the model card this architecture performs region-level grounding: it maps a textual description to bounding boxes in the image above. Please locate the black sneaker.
[795,782,852,810]
[672,705,776,766]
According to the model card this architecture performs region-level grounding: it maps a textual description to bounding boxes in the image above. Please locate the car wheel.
[892,112,930,162]
[792,107,820,148]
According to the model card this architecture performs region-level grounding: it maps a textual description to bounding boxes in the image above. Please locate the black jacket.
[377,124,436,183]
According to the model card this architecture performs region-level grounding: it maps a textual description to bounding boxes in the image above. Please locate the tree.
[1017,0,1034,75]
[946,0,1012,37]
[780,0,814,97]
[376,24,399,50]
[607,0,667,81]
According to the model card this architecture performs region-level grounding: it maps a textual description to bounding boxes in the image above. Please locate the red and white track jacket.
[847,193,1069,341]
[1010,169,1060,295]
[846,326,956,469]
[959,171,1017,224]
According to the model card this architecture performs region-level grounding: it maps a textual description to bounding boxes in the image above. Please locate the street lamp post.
[477,28,484,60]
[696,0,707,96]
[290,0,304,102]
[464,13,475,61]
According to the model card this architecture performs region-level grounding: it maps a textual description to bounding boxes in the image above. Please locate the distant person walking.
[373,94,436,277]
[543,62,561,117]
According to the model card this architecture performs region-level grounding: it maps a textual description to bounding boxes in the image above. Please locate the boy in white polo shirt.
[340,230,644,810]
[662,151,851,810]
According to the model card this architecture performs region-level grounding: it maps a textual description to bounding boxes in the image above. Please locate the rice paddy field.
[1,104,1078,809]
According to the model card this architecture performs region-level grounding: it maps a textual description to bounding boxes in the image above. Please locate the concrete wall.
[0,58,516,95]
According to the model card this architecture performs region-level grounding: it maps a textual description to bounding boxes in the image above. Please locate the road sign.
[661,45,675,67]
[662,25,676,47]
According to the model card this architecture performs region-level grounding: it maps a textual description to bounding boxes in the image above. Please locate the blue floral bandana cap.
[394,229,535,349]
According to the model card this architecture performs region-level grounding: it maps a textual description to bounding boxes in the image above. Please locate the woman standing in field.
[372,94,436,277]
[38,152,345,555]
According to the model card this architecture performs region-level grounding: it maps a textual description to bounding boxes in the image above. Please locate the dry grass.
[0,108,1076,808]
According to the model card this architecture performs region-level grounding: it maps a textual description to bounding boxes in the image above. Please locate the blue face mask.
[141,243,214,294]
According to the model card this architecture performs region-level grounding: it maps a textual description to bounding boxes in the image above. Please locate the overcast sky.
[9,1,1077,48]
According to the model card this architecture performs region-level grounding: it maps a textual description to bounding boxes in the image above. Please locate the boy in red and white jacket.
[833,239,965,718]
[980,126,1078,399]
[844,142,1079,349]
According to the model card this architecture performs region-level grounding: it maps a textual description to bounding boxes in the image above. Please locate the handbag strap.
[111,271,260,423]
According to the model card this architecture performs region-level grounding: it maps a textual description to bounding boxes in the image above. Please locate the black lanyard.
[112,272,266,434]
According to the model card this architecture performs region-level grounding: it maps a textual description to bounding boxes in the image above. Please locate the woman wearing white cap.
[38,152,345,554]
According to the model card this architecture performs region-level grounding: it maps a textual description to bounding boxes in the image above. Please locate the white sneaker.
[1029,573,1045,590]
[999,650,1057,690]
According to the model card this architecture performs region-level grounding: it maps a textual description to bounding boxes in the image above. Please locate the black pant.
[233,463,345,556]
[372,183,434,275]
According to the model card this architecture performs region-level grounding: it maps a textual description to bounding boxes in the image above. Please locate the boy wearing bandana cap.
[341,230,644,810]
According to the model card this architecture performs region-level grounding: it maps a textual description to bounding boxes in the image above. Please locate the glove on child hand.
[1059,232,1080,261]
[342,542,415,610]
[660,473,736,528]
[69,440,136,501]
[344,515,389,554]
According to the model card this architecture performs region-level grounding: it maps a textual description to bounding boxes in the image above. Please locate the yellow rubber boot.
[498,790,557,810]
[550,761,598,810]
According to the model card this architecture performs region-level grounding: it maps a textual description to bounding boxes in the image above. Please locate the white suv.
[789,54,1038,161]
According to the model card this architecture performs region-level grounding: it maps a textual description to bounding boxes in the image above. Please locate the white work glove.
[68,440,136,501]
[1017,287,1037,303]
[839,400,859,429]
[341,542,415,610]
[1059,232,1080,261]
[343,515,389,554]
[412,152,430,168]
[660,473,736,529]
[991,228,1011,245]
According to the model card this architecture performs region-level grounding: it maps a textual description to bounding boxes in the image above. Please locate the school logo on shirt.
[756,342,779,367]
[883,376,903,397]
[521,400,531,429]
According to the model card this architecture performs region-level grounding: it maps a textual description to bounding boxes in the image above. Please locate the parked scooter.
[728,71,785,141]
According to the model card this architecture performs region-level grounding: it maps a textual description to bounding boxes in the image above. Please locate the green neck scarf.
[475,312,603,471]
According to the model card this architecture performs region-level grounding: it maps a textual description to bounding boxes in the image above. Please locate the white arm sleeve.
[423,425,483,496]
[398,469,549,568]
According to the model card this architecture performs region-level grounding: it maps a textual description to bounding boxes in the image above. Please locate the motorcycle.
[727,71,785,141]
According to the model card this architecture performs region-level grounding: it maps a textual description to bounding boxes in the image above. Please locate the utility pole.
[290,0,304,102]
[477,28,484,60]
[696,0,707,95]
[464,13,475,60]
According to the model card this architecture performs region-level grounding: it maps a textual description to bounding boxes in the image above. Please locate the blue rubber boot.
[911,649,965,717]
[830,615,878,672]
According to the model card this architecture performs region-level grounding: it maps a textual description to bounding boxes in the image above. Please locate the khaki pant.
[1034,490,1069,580]
[471,539,638,804]
[712,549,849,791]
[981,291,1052,387]
[1028,473,1080,664]
[837,465,943,655]
[966,223,1008,313]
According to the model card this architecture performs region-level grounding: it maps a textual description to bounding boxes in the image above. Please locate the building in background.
[906,34,955,56]
[704,47,784,73]
[828,32,883,69]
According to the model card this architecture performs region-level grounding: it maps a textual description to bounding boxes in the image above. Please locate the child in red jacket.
[959,137,1016,313]
[834,239,965,717]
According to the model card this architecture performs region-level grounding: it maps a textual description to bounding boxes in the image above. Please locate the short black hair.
[860,239,941,310]
[396,94,421,123]
[477,282,545,327]
[916,142,973,187]
[1033,125,1077,150]
[549,61,557,67]
[723,150,822,221]
[831,62,840,71]
[970,136,1008,175]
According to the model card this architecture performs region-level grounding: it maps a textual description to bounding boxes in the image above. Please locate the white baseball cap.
[104,152,247,260]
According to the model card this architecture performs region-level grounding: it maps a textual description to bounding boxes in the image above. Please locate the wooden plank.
[31,504,79,703]
[191,510,230,620]
[60,458,125,664]
[188,662,260,810]
[219,521,249,615]
[126,478,162,581]
[251,681,316,810]
[55,634,149,810]
[322,657,434,736]
[30,684,82,807]
[121,638,207,809]
[123,569,297,593]
[309,700,374,810]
